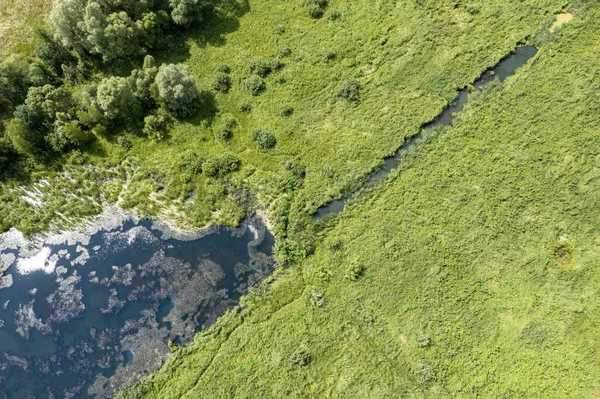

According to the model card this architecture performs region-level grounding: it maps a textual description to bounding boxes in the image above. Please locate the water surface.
[0,213,273,398]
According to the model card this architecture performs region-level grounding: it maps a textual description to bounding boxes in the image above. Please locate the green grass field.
[117,2,600,398]
[0,0,566,234]
[0,0,53,56]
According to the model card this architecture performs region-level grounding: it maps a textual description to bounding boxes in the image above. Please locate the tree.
[103,11,146,59]
[169,0,202,26]
[6,119,43,156]
[97,76,141,121]
[49,0,89,52]
[130,55,158,107]
[154,63,199,117]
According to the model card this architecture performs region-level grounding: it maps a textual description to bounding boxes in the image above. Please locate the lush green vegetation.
[1,0,565,236]
[118,3,600,398]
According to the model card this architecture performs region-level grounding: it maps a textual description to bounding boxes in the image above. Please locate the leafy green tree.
[48,0,89,52]
[16,85,75,131]
[0,56,34,108]
[130,55,159,107]
[169,0,202,26]
[103,11,146,59]
[5,119,43,156]
[154,63,199,117]
[97,76,142,121]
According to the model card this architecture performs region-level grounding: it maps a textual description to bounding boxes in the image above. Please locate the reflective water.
[0,213,274,398]
[315,45,538,218]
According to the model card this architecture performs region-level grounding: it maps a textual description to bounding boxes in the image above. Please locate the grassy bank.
[118,4,600,398]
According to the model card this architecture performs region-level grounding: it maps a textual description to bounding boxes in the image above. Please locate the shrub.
[338,79,360,101]
[243,75,265,96]
[324,49,337,63]
[239,102,252,113]
[275,24,285,34]
[417,331,431,348]
[203,153,240,176]
[277,46,292,58]
[252,129,277,150]
[284,160,305,177]
[117,135,132,149]
[291,349,311,366]
[212,72,231,93]
[281,105,294,117]
[308,5,324,18]
[344,262,363,281]
[328,10,341,20]
[248,59,271,77]
[215,115,237,140]
[269,58,285,71]
[216,64,231,74]
[143,110,171,140]
[181,150,203,174]
[309,291,324,308]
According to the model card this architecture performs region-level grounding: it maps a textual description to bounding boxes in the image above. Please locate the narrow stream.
[315,45,538,218]
[0,212,274,398]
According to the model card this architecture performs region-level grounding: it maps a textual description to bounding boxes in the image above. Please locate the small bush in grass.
[322,165,335,178]
[117,136,132,148]
[344,262,363,281]
[308,5,324,18]
[291,349,311,366]
[248,59,271,77]
[252,129,277,150]
[284,160,305,177]
[277,46,292,58]
[275,24,285,34]
[143,110,171,140]
[269,58,285,71]
[418,331,431,348]
[281,105,294,117]
[239,102,252,113]
[182,151,203,174]
[328,10,341,20]
[309,291,324,308]
[338,79,360,102]
[243,75,265,96]
[216,64,231,74]
[324,49,337,63]
[215,115,237,140]
[203,153,240,177]
[212,72,231,92]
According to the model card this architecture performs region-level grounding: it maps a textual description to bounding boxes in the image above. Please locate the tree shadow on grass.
[156,0,251,64]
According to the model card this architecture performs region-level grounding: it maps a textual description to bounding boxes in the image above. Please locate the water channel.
[315,45,538,218]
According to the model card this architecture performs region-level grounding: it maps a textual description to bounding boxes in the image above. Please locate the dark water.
[0,216,274,398]
[315,45,538,218]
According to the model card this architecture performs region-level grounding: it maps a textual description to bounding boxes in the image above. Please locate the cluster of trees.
[0,0,209,173]
[48,0,204,61]
[2,55,198,158]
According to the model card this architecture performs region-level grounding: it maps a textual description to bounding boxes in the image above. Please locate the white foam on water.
[16,247,57,275]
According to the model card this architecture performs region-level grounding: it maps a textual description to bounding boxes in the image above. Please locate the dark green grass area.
[1,0,566,233]
[118,5,600,398]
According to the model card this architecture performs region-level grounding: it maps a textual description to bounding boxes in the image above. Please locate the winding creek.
[0,45,538,399]
[0,211,274,398]
[315,45,538,218]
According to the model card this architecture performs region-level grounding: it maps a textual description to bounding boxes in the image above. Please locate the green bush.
[308,5,324,19]
[248,59,271,77]
[216,63,231,74]
[277,46,292,58]
[212,72,231,93]
[143,110,171,140]
[117,135,132,149]
[291,349,311,366]
[243,75,265,96]
[215,115,237,141]
[239,102,252,113]
[281,105,294,117]
[269,58,285,71]
[338,79,360,101]
[155,63,199,117]
[181,150,203,174]
[252,129,277,150]
[328,10,341,21]
[203,153,240,176]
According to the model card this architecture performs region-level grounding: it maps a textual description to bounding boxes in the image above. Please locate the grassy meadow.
[1,0,565,234]
[0,0,53,56]
[118,2,600,398]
